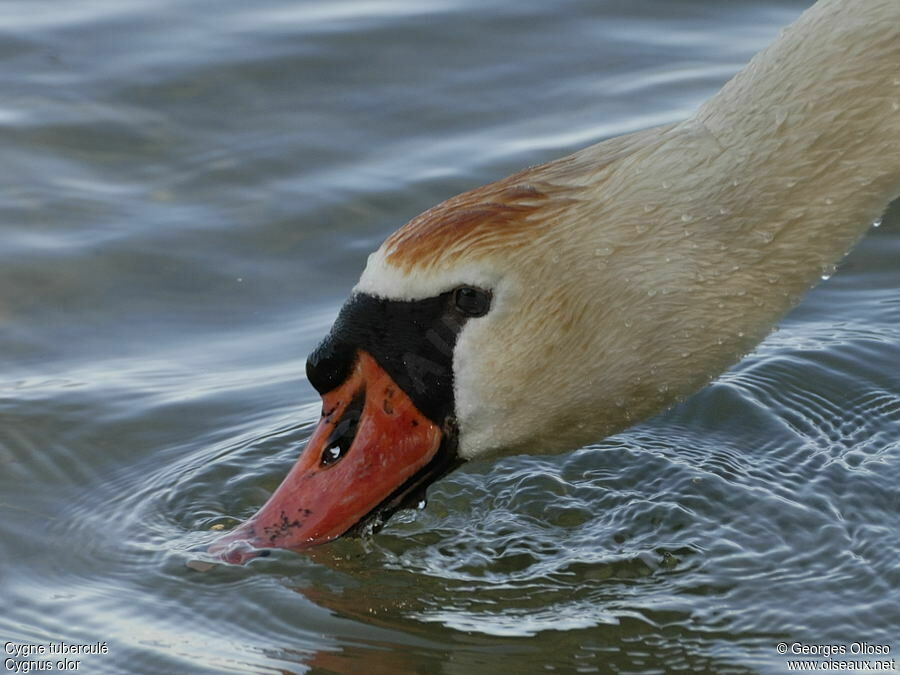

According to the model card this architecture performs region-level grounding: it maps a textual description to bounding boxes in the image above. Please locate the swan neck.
[694,0,900,212]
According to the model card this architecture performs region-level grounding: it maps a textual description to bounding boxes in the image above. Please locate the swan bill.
[209,351,456,563]
[209,289,476,563]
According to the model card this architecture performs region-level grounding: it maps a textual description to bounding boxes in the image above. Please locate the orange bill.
[209,351,444,564]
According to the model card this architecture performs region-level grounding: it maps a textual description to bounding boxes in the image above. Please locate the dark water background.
[2,0,899,673]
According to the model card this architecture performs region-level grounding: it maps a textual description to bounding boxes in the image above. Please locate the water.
[2,0,898,672]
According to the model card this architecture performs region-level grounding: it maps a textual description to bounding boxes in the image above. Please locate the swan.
[210,0,900,562]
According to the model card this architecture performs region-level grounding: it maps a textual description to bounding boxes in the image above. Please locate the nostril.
[322,419,353,465]
[320,391,364,467]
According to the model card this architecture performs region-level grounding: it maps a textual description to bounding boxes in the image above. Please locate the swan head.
[208,129,747,562]
[207,121,890,562]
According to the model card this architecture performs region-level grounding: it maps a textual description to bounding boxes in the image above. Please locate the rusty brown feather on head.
[379,125,675,275]
[382,162,580,274]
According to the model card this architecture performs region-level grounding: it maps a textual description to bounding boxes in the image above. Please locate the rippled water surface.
[3,0,898,673]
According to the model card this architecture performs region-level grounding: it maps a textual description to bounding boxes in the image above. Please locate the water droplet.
[785,179,796,188]
[731,179,740,187]
[758,230,774,244]
[820,263,836,280]
[658,383,669,393]
[681,214,693,223]
[647,288,658,298]
[624,319,633,328]
[737,331,744,338]
[719,207,730,216]
[824,197,834,205]
[594,246,613,257]
[872,217,883,228]
[680,352,689,358]
[661,181,671,189]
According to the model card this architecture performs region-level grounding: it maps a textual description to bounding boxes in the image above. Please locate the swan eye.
[453,286,491,317]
